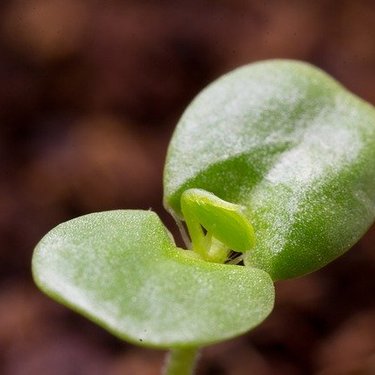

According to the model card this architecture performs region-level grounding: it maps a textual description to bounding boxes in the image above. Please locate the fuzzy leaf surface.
[164,60,375,280]
[32,210,274,348]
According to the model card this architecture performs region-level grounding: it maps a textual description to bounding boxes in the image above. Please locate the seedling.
[32,60,375,374]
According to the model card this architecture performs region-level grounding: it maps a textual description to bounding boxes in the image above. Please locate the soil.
[0,1,375,374]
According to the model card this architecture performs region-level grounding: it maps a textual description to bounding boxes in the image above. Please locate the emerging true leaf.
[181,189,255,261]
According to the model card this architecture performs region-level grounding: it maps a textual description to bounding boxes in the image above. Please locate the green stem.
[181,192,207,257]
[163,347,200,375]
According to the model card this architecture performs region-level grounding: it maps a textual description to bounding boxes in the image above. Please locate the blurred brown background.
[0,1,375,374]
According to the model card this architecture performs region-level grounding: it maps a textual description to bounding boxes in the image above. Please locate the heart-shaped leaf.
[32,210,274,348]
[164,60,375,280]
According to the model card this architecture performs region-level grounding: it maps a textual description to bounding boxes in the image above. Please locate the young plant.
[32,60,375,374]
